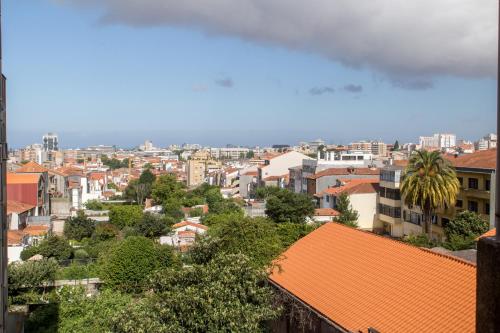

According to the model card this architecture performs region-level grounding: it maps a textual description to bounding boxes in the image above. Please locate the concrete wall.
[349,193,379,231]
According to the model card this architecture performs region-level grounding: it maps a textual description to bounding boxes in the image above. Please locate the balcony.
[462,188,491,200]
[379,213,401,224]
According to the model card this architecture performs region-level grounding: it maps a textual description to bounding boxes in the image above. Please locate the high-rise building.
[419,133,456,149]
[42,132,58,151]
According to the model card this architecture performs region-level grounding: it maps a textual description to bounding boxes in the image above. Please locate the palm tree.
[400,150,460,237]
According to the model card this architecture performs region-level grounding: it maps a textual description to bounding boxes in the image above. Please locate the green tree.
[135,213,173,238]
[393,140,400,151]
[400,150,460,237]
[84,199,106,210]
[99,236,178,293]
[8,259,59,299]
[57,286,132,333]
[246,150,255,159]
[93,222,120,241]
[64,210,95,241]
[254,186,281,200]
[276,222,319,248]
[442,211,489,250]
[190,216,283,267]
[151,174,186,217]
[21,236,73,261]
[112,254,280,333]
[403,234,438,248]
[109,205,143,229]
[335,193,359,227]
[265,189,315,224]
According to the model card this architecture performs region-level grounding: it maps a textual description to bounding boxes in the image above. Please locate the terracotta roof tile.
[446,149,496,170]
[320,178,379,196]
[8,230,24,246]
[16,161,48,173]
[477,228,496,240]
[7,173,40,185]
[307,168,380,180]
[23,225,49,237]
[172,221,208,230]
[314,208,340,216]
[269,223,476,333]
[7,200,36,214]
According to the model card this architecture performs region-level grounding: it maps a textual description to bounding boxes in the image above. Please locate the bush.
[8,259,59,297]
[93,222,120,241]
[109,205,143,229]
[73,249,89,260]
[64,211,95,241]
[85,199,106,211]
[135,213,172,238]
[188,207,204,217]
[265,189,315,224]
[56,263,98,280]
[444,211,489,240]
[403,234,438,248]
[98,236,178,292]
[20,236,73,261]
[276,222,319,248]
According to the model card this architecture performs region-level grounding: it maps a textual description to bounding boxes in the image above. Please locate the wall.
[349,193,379,231]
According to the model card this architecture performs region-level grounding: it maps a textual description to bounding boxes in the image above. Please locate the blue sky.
[4,0,496,148]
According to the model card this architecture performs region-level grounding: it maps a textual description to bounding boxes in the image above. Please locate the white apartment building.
[210,147,250,160]
[419,133,456,149]
[476,134,497,151]
[257,151,312,187]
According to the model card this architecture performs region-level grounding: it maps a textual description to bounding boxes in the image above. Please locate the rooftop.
[269,223,476,333]
[447,148,496,170]
[7,173,41,185]
[307,167,379,180]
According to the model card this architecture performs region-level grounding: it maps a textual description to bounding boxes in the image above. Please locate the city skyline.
[5,0,497,147]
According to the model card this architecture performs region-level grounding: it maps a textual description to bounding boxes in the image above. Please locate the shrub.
[21,236,73,261]
[64,211,95,241]
[85,199,106,211]
[109,205,143,229]
[93,223,120,241]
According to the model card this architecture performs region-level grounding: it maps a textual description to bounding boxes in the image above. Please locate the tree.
[335,193,359,227]
[139,168,156,185]
[93,222,120,241]
[400,150,460,237]
[393,140,400,151]
[85,199,106,210]
[442,211,489,250]
[109,205,143,229]
[64,210,95,241]
[57,286,132,333]
[265,189,315,224]
[112,254,280,333]
[99,236,178,293]
[8,259,59,298]
[190,216,283,268]
[276,222,319,248]
[254,186,281,200]
[21,236,73,261]
[135,213,173,238]
[205,188,242,215]
[246,150,255,159]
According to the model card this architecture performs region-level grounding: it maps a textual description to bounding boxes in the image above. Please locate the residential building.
[42,132,59,151]
[257,151,312,188]
[186,150,221,187]
[7,173,49,216]
[209,147,250,160]
[311,208,340,223]
[238,169,258,199]
[7,200,36,230]
[349,140,387,157]
[318,179,380,231]
[269,223,475,333]
[160,220,208,251]
[419,133,456,149]
[475,133,497,151]
[306,167,380,197]
[377,165,404,237]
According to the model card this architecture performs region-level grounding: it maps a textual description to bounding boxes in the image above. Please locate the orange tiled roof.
[269,223,476,333]
[178,230,196,237]
[241,171,258,176]
[8,230,24,246]
[172,221,208,230]
[23,225,49,237]
[7,173,40,185]
[16,161,48,173]
[446,149,496,170]
[477,228,496,240]
[7,200,36,214]
[319,178,379,196]
[307,167,380,180]
[314,208,340,216]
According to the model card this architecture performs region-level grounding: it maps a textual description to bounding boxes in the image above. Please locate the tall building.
[349,140,387,156]
[419,133,456,149]
[475,133,497,151]
[42,132,58,151]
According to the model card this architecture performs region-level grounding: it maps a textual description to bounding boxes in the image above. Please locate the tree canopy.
[109,205,143,229]
[335,193,359,227]
[64,210,95,241]
[265,189,315,224]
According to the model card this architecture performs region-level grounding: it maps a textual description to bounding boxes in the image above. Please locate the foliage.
[442,234,477,251]
[135,213,173,238]
[139,169,156,185]
[20,236,73,261]
[98,236,178,293]
[57,286,132,333]
[202,211,244,227]
[190,216,283,267]
[73,249,89,260]
[400,150,460,236]
[204,187,242,215]
[124,179,151,205]
[82,239,119,259]
[335,193,359,227]
[24,303,59,333]
[246,150,255,159]
[276,222,319,248]
[64,210,95,241]
[393,140,400,151]
[93,222,120,241]
[152,174,185,207]
[109,205,143,229]
[444,211,489,240]
[254,186,281,200]
[101,155,129,170]
[112,254,280,333]
[55,262,98,280]
[403,234,439,248]
[85,199,106,211]
[188,207,204,217]
[265,189,315,224]
[8,259,59,297]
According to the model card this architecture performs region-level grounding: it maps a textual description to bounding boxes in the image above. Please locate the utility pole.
[0,0,8,331]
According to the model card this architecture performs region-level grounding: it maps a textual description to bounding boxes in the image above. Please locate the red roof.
[307,168,380,180]
[269,223,476,333]
[16,161,48,173]
[320,178,379,196]
[314,208,340,217]
[7,173,40,185]
[23,225,49,237]
[7,200,36,214]
[172,221,208,230]
[8,230,24,246]
[447,149,496,170]
[477,228,496,240]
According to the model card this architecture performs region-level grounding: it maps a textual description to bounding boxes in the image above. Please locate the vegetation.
[93,222,120,241]
[98,236,178,293]
[109,205,143,229]
[20,236,73,261]
[276,222,319,248]
[8,259,59,301]
[64,210,95,241]
[400,150,460,237]
[335,193,359,227]
[113,254,280,333]
[101,155,129,170]
[124,169,157,204]
[135,212,173,238]
[254,186,281,200]
[442,211,489,250]
[265,188,315,224]
[84,199,106,211]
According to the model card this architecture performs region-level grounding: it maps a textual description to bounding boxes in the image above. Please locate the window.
[404,211,422,225]
[326,196,330,203]
[457,177,463,187]
[486,202,490,214]
[468,200,478,213]
[468,178,479,189]
[456,199,463,208]
[486,179,491,191]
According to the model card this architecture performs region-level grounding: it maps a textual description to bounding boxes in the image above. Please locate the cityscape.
[3,0,500,333]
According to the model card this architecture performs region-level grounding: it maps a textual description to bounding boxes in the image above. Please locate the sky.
[4,0,497,148]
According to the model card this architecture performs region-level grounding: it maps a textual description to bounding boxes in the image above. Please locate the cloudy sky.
[5,0,497,148]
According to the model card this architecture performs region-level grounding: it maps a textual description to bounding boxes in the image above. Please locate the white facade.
[258,151,313,183]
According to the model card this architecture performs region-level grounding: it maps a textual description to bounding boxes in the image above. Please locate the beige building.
[186,150,221,187]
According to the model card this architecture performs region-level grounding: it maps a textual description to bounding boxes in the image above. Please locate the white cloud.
[62,0,497,79]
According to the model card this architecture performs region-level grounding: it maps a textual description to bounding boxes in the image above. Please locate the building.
[42,132,59,151]
[475,133,497,151]
[160,220,208,250]
[257,151,312,189]
[269,223,476,333]
[187,150,222,187]
[306,167,380,197]
[419,133,456,149]
[318,179,380,231]
[349,140,387,157]
[7,173,49,216]
[210,147,250,160]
